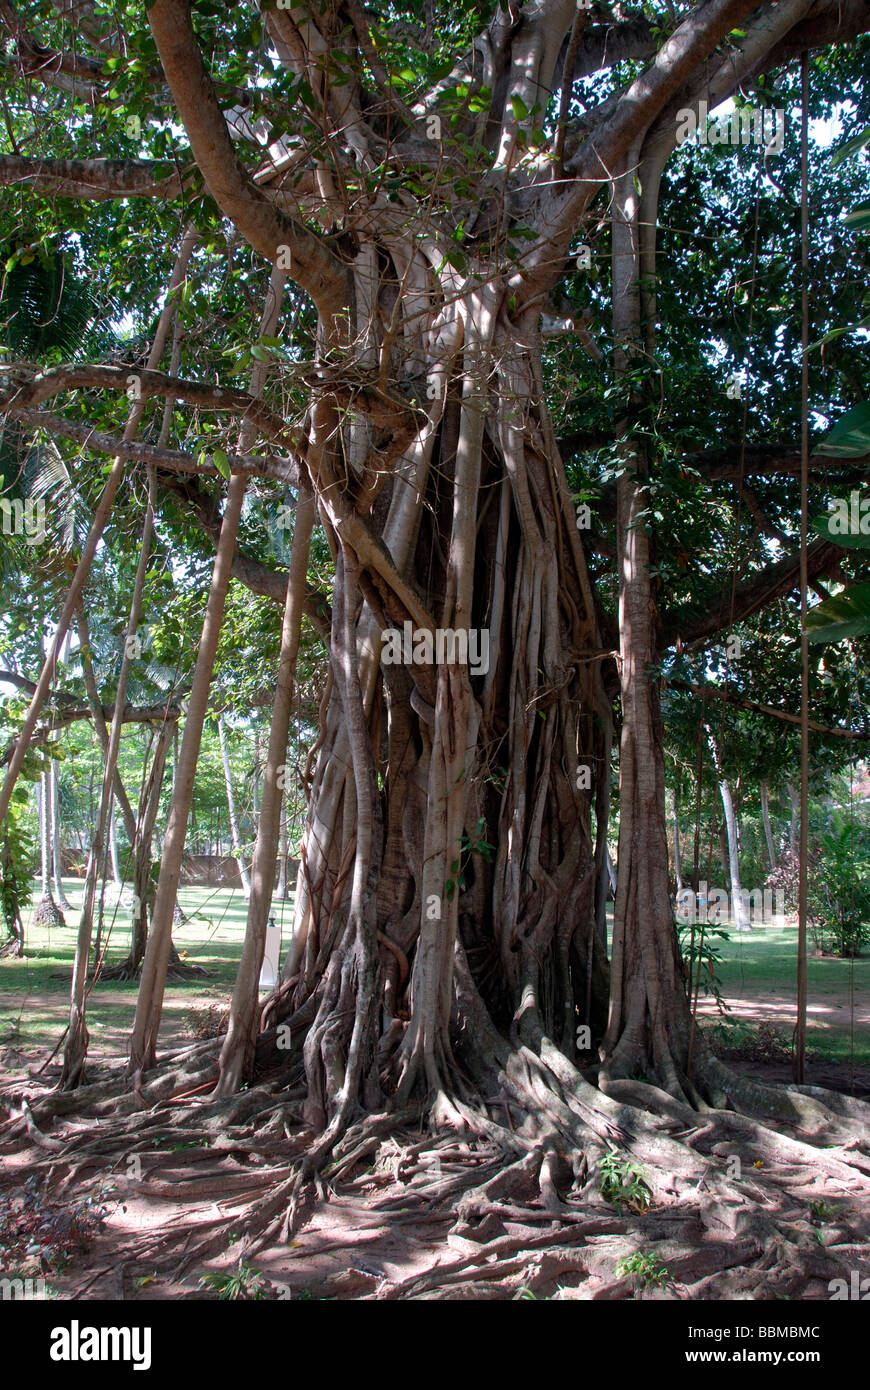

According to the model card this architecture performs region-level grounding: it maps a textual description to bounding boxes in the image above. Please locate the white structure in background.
[259,915,281,991]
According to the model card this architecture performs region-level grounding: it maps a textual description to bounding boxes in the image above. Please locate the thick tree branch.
[157,471,332,639]
[0,364,298,446]
[6,407,298,484]
[0,154,187,200]
[660,536,846,648]
[668,678,868,742]
[146,0,349,321]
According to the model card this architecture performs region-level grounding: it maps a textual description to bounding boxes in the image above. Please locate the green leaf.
[806,616,870,644]
[806,583,870,642]
[812,506,870,548]
[844,202,870,231]
[213,449,230,479]
[510,93,529,122]
[816,404,870,458]
[831,123,870,168]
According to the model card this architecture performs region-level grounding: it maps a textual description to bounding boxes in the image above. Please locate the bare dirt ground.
[2,1054,869,1303]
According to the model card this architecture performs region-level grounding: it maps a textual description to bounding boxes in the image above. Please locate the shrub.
[808,823,870,957]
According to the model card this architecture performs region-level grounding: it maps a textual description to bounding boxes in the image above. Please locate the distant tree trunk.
[128,474,248,1077]
[717,820,730,884]
[218,716,251,899]
[761,779,777,873]
[252,727,261,820]
[788,780,799,857]
[50,758,71,911]
[673,788,684,893]
[34,772,63,928]
[276,815,288,899]
[606,847,617,896]
[62,472,157,1087]
[109,800,122,886]
[131,723,174,974]
[39,772,49,898]
[217,467,315,1094]
[721,777,750,931]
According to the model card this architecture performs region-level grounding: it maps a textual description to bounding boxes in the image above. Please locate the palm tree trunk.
[218,715,251,898]
[673,787,683,893]
[50,757,71,911]
[760,779,776,873]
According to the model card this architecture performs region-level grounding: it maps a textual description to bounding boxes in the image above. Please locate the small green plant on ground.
[808,1199,837,1225]
[615,1252,671,1289]
[599,1151,652,1213]
[706,1020,821,1065]
[675,920,731,1014]
[199,1258,267,1300]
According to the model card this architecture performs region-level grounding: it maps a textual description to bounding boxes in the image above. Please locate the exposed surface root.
[1,1032,867,1300]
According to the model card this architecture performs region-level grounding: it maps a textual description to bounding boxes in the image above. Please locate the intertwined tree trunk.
[3,0,867,1201]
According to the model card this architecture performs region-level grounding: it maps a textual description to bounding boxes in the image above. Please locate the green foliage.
[675,919,730,1013]
[0,243,118,360]
[0,790,35,944]
[599,1151,652,1213]
[808,821,870,957]
[199,1258,268,1300]
[808,1199,837,1224]
[615,1251,671,1289]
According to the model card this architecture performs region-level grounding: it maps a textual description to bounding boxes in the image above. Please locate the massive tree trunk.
[268,269,612,1129]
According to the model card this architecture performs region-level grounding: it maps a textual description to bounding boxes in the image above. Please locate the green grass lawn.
[0,878,295,1057]
[3,884,868,1068]
[696,922,870,1066]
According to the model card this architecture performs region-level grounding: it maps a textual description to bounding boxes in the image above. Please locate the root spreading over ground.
[2,1029,867,1301]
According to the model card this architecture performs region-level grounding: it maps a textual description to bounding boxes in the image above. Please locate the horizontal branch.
[156,471,332,639]
[0,364,298,448]
[660,536,846,648]
[0,154,187,200]
[7,406,298,484]
[0,667,79,706]
[668,678,868,742]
